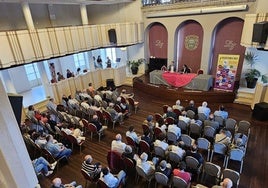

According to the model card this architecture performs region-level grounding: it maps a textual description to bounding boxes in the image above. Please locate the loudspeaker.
[252,21,268,43]
[252,102,268,121]
[106,79,115,88]
[8,94,23,125]
[108,29,117,44]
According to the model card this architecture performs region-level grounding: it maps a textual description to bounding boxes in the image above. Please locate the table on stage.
[149,70,213,91]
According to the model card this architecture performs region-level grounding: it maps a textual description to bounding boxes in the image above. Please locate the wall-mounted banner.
[214,54,239,92]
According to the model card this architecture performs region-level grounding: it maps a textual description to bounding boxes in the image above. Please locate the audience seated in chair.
[32,156,57,176]
[61,124,85,144]
[106,103,123,123]
[91,115,108,132]
[45,135,72,159]
[185,100,198,115]
[168,141,186,159]
[186,144,204,165]
[215,128,231,147]
[156,160,172,178]
[198,101,211,119]
[212,178,233,188]
[126,125,140,145]
[134,152,158,177]
[214,105,229,119]
[99,167,126,188]
[154,133,169,154]
[179,111,191,124]
[51,177,82,188]
[81,154,102,180]
[173,161,192,184]
[172,99,184,112]
[111,134,127,155]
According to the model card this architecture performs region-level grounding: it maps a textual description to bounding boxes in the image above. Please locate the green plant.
[128,58,144,68]
[244,51,261,82]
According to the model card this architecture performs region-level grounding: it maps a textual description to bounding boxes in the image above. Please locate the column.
[21,2,35,30]
[80,4,88,25]
[37,62,52,98]
[0,70,17,94]
[0,79,38,188]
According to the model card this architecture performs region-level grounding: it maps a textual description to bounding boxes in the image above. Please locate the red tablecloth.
[162,72,197,87]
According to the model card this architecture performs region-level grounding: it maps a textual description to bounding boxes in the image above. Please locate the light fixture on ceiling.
[146,4,248,18]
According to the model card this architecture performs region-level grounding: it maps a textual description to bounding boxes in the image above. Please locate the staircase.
[234,87,255,106]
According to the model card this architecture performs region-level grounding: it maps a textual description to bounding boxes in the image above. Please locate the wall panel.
[63,27,74,53]
[16,30,36,63]
[47,28,60,56]
[7,31,24,65]
[0,32,16,68]
[55,27,68,56]
[37,29,53,59]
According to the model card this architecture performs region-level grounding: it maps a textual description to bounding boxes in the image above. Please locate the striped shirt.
[81,161,99,178]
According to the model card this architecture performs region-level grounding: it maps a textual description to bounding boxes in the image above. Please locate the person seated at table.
[181,64,191,74]
[168,61,176,73]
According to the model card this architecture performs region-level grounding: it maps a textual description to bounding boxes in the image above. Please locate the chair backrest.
[238,120,250,135]
[103,110,113,122]
[214,115,225,126]
[185,156,200,170]
[172,176,188,188]
[67,134,78,144]
[88,123,97,133]
[54,126,62,136]
[162,105,169,113]
[123,157,135,169]
[222,168,240,187]
[136,165,152,181]
[154,127,163,139]
[107,151,124,174]
[139,140,150,153]
[186,110,195,119]
[197,69,204,75]
[165,117,175,125]
[234,133,248,146]
[154,146,165,158]
[173,109,181,117]
[114,104,122,113]
[142,123,150,134]
[198,113,207,121]
[125,136,135,148]
[155,172,169,186]
[178,120,188,133]
[127,97,134,106]
[96,110,105,122]
[167,132,177,143]
[229,148,244,161]
[213,142,227,155]
[181,134,192,148]
[203,162,221,177]
[168,151,182,163]
[203,126,216,138]
[154,113,164,123]
[189,123,201,136]
[81,169,95,182]
[197,137,210,151]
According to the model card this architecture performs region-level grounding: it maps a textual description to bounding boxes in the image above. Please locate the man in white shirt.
[168,141,186,159]
[135,152,156,176]
[111,134,126,155]
[198,101,211,119]
[179,111,191,124]
[168,123,181,139]
[126,126,140,144]
[154,133,169,152]
[172,100,184,112]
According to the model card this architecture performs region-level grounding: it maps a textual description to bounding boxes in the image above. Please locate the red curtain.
[149,23,168,59]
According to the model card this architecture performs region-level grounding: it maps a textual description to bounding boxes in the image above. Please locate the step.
[234,98,252,105]
[236,92,254,99]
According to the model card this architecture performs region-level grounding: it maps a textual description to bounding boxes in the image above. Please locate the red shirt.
[173,169,191,184]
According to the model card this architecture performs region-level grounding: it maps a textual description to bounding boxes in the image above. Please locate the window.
[74,53,87,70]
[24,63,41,87]
[105,48,117,68]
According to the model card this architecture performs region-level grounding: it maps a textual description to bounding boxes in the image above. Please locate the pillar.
[80,4,88,25]
[21,2,35,30]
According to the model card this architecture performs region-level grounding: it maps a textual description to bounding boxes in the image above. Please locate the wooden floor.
[37,85,268,188]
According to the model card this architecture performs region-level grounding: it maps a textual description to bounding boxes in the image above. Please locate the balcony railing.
[142,0,255,7]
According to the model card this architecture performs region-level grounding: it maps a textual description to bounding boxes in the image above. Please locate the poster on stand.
[214,54,239,92]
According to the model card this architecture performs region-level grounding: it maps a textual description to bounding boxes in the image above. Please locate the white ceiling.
[0,0,135,5]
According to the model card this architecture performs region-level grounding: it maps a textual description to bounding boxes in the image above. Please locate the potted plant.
[244,51,261,88]
[128,58,144,75]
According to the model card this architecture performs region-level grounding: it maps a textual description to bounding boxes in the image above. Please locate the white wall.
[8,66,31,93]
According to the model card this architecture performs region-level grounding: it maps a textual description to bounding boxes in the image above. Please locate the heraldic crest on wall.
[185,35,199,51]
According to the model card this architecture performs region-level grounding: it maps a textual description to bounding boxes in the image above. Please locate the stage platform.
[133,74,236,104]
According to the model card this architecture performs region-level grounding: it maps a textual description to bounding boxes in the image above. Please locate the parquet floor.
[36,86,268,188]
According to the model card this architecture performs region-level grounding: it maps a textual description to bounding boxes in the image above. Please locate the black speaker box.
[8,94,23,125]
[252,21,268,43]
[108,29,117,44]
[252,102,268,121]
[106,79,115,88]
